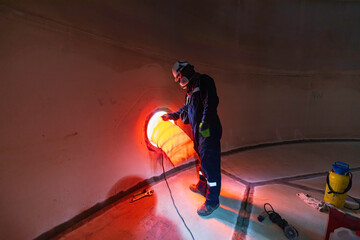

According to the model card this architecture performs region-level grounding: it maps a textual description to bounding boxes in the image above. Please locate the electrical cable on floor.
[264,202,275,215]
[161,153,195,240]
[263,203,299,240]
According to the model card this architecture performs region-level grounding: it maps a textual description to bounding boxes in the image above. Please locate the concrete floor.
[53,142,360,240]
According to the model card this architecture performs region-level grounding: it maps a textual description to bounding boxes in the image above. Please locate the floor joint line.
[222,166,360,188]
[232,185,254,240]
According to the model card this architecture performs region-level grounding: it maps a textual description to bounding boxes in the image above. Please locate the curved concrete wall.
[0,1,359,239]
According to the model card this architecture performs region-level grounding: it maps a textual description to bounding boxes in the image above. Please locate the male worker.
[162,61,222,216]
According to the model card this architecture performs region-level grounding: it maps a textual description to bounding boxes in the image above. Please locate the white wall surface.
[0,1,359,239]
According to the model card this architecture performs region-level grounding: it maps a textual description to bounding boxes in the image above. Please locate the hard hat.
[172,61,190,80]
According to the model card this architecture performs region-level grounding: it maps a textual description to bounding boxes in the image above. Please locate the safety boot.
[197,202,219,216]
[189,184,206,197]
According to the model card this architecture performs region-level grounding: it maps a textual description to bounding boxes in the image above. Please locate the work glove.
[161,114,170,121]
[199,122,210,138]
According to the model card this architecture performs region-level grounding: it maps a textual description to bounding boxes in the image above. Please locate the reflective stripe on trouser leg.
[199,138,221,206]
[207,181,217,187]
[199,170,207,181]
[197,170,207,194]
[200,161,221,205]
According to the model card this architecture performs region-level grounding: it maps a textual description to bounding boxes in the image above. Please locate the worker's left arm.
[200,75,219,137]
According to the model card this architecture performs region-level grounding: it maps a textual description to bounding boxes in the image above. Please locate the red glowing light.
[146,111,174,147]
[146,110,198,166]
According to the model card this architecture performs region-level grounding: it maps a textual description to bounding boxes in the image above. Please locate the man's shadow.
[200,190,262,231]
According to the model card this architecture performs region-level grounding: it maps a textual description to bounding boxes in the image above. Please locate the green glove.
[199,122,210,138]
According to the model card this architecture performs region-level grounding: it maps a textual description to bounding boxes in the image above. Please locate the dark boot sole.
[197,203,219,216]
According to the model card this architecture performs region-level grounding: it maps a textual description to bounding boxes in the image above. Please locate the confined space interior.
[145,108,198,167]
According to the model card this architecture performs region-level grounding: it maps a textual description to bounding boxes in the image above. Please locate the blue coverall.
[169,73,222,206]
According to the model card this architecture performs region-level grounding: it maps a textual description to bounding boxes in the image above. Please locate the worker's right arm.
[161,106,185,121]
[162,94,189,122]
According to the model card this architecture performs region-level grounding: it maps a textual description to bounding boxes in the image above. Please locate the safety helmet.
[172,61,190,79]
[172,61,190,89]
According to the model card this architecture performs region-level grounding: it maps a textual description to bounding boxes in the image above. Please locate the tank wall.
[0,1,359,239]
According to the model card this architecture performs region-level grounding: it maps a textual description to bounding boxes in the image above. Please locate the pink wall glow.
[0,1,359,239]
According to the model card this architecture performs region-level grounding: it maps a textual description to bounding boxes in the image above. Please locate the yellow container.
[324,171,350,209]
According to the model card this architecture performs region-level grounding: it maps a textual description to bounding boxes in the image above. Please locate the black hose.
[161,153,195,240]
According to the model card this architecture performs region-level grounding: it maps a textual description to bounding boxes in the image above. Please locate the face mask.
[179,76,189,89]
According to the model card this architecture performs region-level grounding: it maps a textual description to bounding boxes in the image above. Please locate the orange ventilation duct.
[146,110,198,166]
